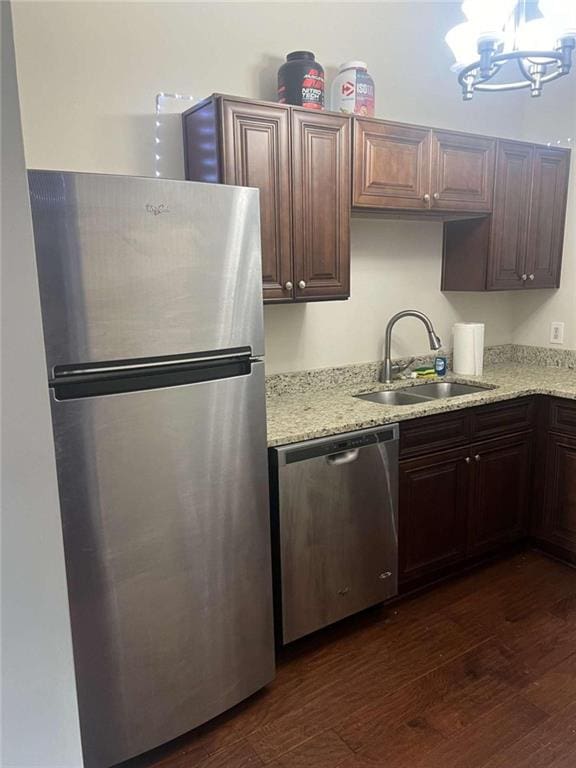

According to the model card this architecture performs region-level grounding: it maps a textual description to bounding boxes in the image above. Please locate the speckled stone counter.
[266,356,576,447]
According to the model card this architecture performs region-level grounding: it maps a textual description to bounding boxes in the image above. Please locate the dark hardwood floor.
[119,551,576,768]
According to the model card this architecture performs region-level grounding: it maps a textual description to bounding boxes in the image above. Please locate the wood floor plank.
[400,695,548,768]
[271,730,353,768]
[480,700,576,768]
[522,653,576,716]
[336,639,516,750]
[117,552,576,768]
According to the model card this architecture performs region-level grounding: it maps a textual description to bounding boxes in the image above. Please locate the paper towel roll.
[453,323,485,376]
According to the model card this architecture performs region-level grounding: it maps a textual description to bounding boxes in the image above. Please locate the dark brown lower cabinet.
[532,398,576,565]
[399,402,534,591]
[399,447,470,588]
[467,434,531,556]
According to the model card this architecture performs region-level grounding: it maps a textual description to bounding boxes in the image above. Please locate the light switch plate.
[550,322,565,345]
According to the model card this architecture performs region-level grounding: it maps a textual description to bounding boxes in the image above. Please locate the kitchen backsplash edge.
[265,344,576,396]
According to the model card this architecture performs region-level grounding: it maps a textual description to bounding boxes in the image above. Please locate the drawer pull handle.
[379,571,393,580]
[338,587,350,596]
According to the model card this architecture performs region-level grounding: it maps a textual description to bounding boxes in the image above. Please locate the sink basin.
[355,390,433,406]
[404,382,492,399]
[355,381,493,406]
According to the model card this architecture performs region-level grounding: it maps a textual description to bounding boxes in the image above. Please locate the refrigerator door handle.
[51,355,256,401]
[53,347,253,379]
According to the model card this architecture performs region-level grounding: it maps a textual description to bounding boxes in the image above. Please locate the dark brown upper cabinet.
[353,119,495,213]
[352,120,431,210]
[183,95,351,303]
[442,141,570,291]
[526,147,571,288]
[430,130,495,212]
[291,110,351,300]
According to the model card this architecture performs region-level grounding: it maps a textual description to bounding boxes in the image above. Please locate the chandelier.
[445,0,576,99]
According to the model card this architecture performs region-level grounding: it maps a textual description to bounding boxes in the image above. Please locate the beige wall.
[12,1,574,373]
[1,3,83,765]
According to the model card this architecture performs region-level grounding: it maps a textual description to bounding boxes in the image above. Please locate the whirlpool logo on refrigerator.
[145,203,169,216]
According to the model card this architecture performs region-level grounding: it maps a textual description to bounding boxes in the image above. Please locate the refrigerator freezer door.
[28,171,264,373]
[50,362,274,768]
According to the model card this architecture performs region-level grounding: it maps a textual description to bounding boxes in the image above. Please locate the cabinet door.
[538,433,576,564]
[487,141,533,290]
[352,119,431,209]
[525,147,570,289]
[431,130,496,212]
[468,434,531,556]
[221,99,293,302]
[291,110,351,300]
[399,447,470,588]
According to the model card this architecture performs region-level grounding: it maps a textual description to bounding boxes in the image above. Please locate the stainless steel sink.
[356,390,432,406]
[404,382,492,398]
[355,381,493,406]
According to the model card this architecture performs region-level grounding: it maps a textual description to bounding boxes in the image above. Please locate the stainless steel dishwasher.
[269,424,399,644]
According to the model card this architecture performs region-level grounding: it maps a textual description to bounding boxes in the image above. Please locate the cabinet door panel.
[526,147,570,289]
[353,119,431,209]
[399,448,469,587]
[487,141,533,290]
[431,130,495,212]
[540,433,576,561]
[468,434,531,556]
[221,100,293,302]
[291,110,351,299]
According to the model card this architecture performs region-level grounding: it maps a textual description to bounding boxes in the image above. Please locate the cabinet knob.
[284,281,293,291]
[528,274,535,281]
[423,193,431,203]
[298,280,306,290]
[521,274,528,281]
[465,457,471,464]
[379,571,393,580]
[433,192,440,200]
[475,454,481,462]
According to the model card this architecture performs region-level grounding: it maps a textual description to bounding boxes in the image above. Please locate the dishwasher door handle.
[326,449,360,466]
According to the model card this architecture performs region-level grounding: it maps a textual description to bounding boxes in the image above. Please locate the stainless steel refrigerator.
[28,170,275,768]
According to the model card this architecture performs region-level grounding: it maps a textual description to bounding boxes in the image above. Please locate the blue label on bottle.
[435,357,447,376]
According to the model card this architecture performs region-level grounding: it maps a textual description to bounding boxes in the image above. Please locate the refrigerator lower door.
[50,362,274,768]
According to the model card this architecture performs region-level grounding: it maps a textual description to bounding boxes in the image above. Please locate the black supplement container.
[277,51,324,110]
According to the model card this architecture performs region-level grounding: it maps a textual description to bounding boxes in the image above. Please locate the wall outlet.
[550,322,565,345]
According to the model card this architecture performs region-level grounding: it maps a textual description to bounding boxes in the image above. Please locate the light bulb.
[445,22,479,71]
[539,0,576,38]
[517,18,560,60]
[462,0,518,39]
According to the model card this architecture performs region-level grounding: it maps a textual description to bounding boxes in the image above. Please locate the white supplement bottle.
[331,61,375,116]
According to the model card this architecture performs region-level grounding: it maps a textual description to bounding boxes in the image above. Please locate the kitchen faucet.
[382,310,442,384]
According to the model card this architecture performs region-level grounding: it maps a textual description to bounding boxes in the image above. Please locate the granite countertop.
[266,362,576,447]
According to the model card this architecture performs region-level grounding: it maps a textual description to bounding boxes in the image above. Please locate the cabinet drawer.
[470,398,535,440]
[549,398,576,435]
[400,410,469,458]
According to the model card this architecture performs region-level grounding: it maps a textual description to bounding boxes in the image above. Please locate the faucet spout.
[382,310,442,384]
